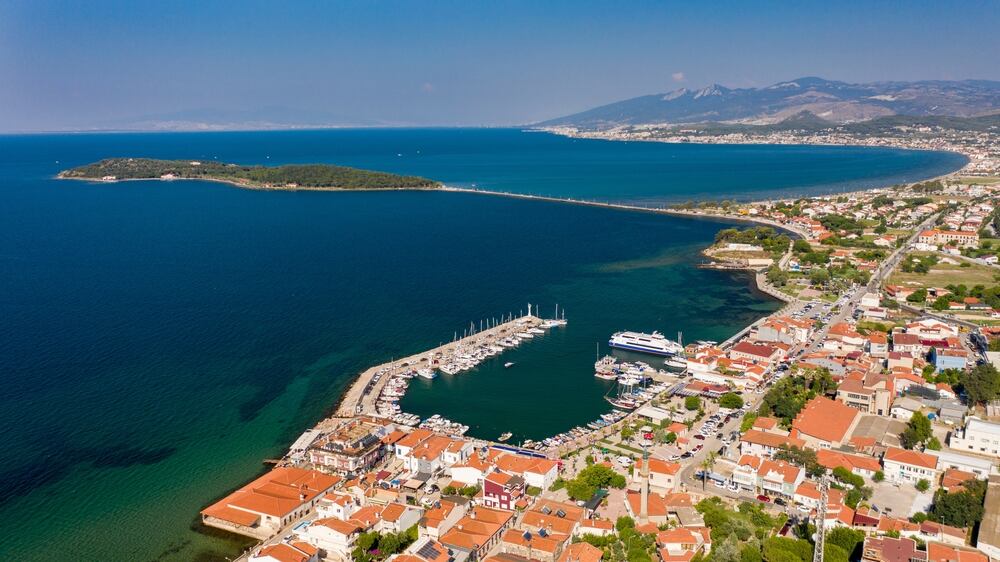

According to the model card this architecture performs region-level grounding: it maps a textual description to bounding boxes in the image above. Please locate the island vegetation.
[58,158,440,191]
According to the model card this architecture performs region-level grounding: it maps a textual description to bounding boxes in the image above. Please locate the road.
[677,212,943,496]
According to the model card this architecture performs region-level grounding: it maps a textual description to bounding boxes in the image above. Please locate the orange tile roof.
[202,504,261,527]
[927,542,987,562]
[560,542,604,562]
[740,429,806,450]
[635,457,681,475]
[254,542,318,562]
[791,396,860,445]
[314,517,362,535]
[202,467,341,520]
[501,528,565,553]
[884,447,937,470]
[816,449,882,473]
[396,428,435,449]
[752,417,778,430]
[494,453,559,477]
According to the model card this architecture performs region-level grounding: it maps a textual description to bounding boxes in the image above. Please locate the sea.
[0,128,966,561]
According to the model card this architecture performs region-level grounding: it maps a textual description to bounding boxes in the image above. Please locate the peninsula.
[57,157,440,191]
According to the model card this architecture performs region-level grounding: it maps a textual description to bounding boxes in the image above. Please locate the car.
[694,434,705,440]
[796,505,811,513]
[669,454,681,461]
[713,480,726,489]
[681,452,693,459]
[756,495,771,503]
[617,456,633,466]
[774,498,787,506]
[716,432,724,439]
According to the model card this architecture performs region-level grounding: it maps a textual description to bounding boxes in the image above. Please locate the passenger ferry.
[608,330,684,356]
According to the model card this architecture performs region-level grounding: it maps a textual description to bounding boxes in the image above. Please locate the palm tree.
[700,452,717,490]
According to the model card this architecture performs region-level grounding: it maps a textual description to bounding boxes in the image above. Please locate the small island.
[58,157,440,191]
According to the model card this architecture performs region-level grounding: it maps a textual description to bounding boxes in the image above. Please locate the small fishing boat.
[497,432,513,442]
[504,362,515,368]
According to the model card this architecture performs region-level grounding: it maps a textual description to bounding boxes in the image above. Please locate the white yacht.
[608,330,684,356]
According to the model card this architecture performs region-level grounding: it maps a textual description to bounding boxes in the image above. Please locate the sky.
[2,0,1000,131]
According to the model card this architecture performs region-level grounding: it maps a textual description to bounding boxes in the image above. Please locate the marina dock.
[333,313,545,417]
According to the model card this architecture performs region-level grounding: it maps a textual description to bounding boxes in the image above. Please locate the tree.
[809,268,830,287]
[621,426,636,441]
[900,412,933,450]
[566,479,596,501]
[926,437,942,451]
[719,393,744,409]
[907,288,928,303]
[664,432,678,444]
[961,363,1000,405]
[793,239,812,253]
[930,479,987,528]
[873,471,885,483]
[826,528,865,560]
[685,396,702,411]
[701,453,718,490]
[916,479,930,492]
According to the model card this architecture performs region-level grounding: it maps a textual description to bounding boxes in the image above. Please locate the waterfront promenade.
[333,313,544,417]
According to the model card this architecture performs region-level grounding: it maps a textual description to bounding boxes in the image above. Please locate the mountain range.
[538,77,1000,129]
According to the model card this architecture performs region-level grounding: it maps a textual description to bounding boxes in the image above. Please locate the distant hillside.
[59,158,440,190]
[539,77,1000,129]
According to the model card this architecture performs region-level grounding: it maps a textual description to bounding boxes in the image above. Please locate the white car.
[617,456,633,466]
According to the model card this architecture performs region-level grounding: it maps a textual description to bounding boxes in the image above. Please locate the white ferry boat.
[608,330,684,356]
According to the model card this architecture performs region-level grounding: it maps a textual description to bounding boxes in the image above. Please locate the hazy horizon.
[3,0,1000,132]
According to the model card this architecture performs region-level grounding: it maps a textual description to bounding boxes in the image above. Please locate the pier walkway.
[334,314,543,417]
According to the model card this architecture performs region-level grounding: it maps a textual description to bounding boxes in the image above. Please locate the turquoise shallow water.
[0,129,964,561]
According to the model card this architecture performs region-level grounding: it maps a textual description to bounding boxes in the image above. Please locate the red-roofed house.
[883,447,939,486]
[249,541,319,562]
[791,396,861,449]
[201,467,342,539]
[633,457,682,493]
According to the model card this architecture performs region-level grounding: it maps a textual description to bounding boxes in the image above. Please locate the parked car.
[774,498,787,506]
[756,494,771,503]
[694,434,706,440]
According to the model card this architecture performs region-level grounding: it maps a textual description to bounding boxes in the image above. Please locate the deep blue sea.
[0,129,965,561]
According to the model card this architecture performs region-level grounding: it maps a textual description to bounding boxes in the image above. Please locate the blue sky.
[2,0,999,131]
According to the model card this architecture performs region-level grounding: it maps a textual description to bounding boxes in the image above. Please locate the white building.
[949,418,1000,459]
[882,447,939,486]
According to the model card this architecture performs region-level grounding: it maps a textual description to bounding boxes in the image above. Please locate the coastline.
[55,173,443,193]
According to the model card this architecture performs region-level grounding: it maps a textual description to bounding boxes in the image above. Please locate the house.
[739,429,805,458]
[559,542,604,562]
[882,447,939,486]
[307,418,392,475]
[201,467,342,539]
[522,500,585,539]
[729,341,783,365]
[837,372,893,416]
[440,506,515,561]
[731,455,805,498]
[931,348,969,373]
[500,528,565,562]
[397,537,455,562]
[868,333,889,358]
[927,449,995,478]
[916,229,979,249]
[926,543,988,562]
[315,492,359,521]
[861,536,927,562]
[421,498,469,540]
[482,471,525,511]
[890,397,924,421]
[493,452,560,490]
[656,527,712,562]
[948,418,1000,459]
[576,519,614,538]
[816,449,882,479]
[917,521,968,547]
[791,396,862,449]
[248,541,320,562]
[378,503,424,534]
[632,458,682,493]
[892,333,925,356]
[826,323,867,353]
[624,490,695,525]
[302,518,364,560]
